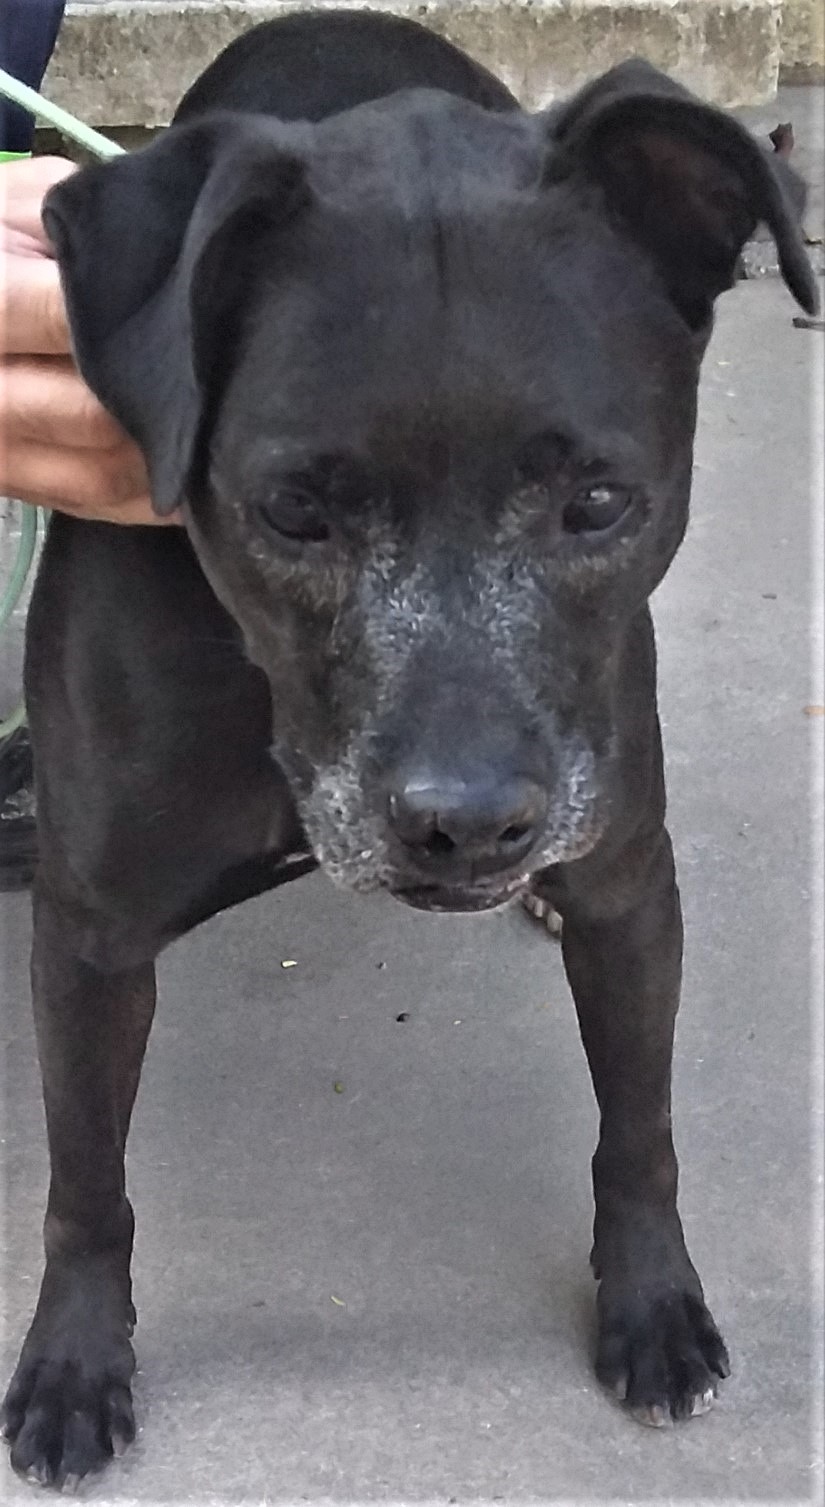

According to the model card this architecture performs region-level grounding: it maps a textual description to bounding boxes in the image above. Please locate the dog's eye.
[259,488,330,543]
[562,484,632,536]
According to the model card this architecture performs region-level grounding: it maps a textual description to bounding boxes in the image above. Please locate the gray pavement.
[1,202,824,1507]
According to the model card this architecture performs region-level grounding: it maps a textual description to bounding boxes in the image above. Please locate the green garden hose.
[0,68,125,160]
[0,504,39,736]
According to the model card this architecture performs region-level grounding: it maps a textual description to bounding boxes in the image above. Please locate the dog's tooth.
[522,892,548,919]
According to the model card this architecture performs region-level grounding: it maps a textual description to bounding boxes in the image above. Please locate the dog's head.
[44,62,816,912]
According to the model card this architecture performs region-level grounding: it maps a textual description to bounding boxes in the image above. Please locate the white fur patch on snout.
[532,741,604,868]
[298,731,396,892]
[293,542,607,893]
[297,727,603,896]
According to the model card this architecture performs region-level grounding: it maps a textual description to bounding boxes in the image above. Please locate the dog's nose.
[387,771,547,875]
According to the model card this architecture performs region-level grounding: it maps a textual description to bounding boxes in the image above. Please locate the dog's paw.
[595,1286,730,1425]
[2,1325,135,1489]
[521,890,563,937]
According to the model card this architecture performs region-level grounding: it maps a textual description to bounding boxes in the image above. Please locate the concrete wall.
[780,0,825,79]
[42,0,788,125]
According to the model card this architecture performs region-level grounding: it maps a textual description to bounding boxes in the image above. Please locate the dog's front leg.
[558,829,730,1425]
[2,888,155,1488]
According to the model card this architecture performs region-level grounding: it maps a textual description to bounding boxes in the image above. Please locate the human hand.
[1,156,178,524]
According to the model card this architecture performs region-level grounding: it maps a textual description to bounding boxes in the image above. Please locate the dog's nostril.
[424,829,456,858]
[387,770,546,870]
[500,823,530,846]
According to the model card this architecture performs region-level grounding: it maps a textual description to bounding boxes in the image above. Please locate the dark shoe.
[0,727,37,892]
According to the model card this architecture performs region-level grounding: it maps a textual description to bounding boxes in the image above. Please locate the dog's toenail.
[634,1403,668,1427]
[690,1387,715,1416]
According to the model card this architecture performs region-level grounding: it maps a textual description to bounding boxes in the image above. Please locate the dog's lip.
[390,876,529,914]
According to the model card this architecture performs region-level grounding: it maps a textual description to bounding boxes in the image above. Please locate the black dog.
[2,10,816,1489]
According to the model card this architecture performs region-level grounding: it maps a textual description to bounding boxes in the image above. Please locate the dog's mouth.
[390,876,529,914]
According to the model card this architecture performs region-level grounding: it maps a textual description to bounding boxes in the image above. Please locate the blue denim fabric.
[1,0,67,152]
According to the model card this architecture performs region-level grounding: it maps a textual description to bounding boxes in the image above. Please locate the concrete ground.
[1,114,824,1507]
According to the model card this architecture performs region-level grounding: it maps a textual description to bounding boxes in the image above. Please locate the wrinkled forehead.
[215,101,697,483]
[305,88,542,206]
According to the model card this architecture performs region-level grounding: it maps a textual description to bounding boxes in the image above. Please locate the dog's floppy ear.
[42,116,309,514]
[544,59,818,328]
